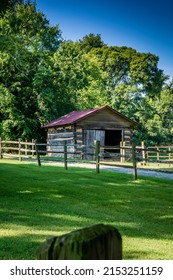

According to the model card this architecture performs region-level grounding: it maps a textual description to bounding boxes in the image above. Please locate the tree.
[85,43,171,145]
[0,1,171,146]
[0,2,62,140]
[88,46,166,97]
[129,52,167,97]
[79,33,105,52]
[133,81,173,145]
[49,41,107,112]
[0,0,26,15]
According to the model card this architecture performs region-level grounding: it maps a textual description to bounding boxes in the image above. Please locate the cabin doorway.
[104,130,122,155]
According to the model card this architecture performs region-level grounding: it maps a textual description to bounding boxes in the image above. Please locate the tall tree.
[48,41,107,113]
[0,1,62,140]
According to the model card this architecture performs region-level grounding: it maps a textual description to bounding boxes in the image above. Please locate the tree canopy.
[0,1,172,144]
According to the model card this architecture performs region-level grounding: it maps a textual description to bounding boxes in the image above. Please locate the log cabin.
[42,105,138,159]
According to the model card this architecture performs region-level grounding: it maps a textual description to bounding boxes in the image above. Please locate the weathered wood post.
[64,140,68,170]
[168,145,171,161]
[120,141,126,163]
[146,146,149,164]
[32,139,35,157]
[120,141,123,163]
[141,141,146,165]
[0,138,2,159]
[122,141,126,163]
[95,140,100,173]
[132,142,137,180]
[37,224,122,260]
[18,138,22,161]
[156,147,160,166]
[35,141,41,167]
[25,140,27,156]
[157,146,160,162]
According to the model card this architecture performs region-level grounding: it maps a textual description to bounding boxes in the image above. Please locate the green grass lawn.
[0,159,173,260]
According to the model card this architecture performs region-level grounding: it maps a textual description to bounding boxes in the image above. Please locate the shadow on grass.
[0,233,45,260]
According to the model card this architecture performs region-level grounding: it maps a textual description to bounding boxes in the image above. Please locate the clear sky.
[36,0,173,78]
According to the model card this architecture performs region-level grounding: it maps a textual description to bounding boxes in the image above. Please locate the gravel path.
[101,165,173,180]
[65,162,173,180]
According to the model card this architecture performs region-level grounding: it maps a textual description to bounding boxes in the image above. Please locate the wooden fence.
[0,138,36,160]
[145,145,173,162]
[1,138,173,180]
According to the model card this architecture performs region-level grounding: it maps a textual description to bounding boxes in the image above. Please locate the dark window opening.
[104,130,122,155]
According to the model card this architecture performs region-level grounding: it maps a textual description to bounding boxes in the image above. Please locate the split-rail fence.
[0,138,173,180]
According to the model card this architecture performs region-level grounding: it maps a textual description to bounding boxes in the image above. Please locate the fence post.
[120,141,123,163]
[25,140,27,156]
[168,145,171,161]
[64,140,68,170]
[120,141,126,163]
[0,137,2,159]
[157,146,159,161]
[18,138,22,161]
[95,140,100,173]
[32,139,35,157]
[132,142,137,180]
[141,141,146,165]
[123,141,126,163]
[35,141,41,167]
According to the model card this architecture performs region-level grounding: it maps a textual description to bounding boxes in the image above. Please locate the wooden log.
[1,147,19,151]
[1,140,19,144]
[120,141,126,163]
[141,141,146,165]
[132,142,137,180]
[35,141,41,167]
[37,224,122,260]
[157,146,160,161]
[95,140,100,173]
[64,140,68,170]
[18,138,22,161]
[169,146,171,160]
[32,139,35,157]
[2,153,19,158]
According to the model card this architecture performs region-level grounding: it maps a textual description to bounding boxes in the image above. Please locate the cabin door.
[84,130,105,159]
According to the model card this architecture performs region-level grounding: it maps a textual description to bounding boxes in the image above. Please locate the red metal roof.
[42,105,138,128]
[42,107,104,128]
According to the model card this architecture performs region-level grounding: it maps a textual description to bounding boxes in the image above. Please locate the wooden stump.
[37,224,122,260]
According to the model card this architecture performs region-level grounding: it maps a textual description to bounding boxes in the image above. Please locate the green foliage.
[79,33,105,52]
[135,84,173,145]
[0,0,23,15]
[51,41,107,111]
[0,1,62,140]
[0,1,172,145]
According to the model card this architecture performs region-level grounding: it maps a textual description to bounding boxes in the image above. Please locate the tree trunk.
[37,224,122,260]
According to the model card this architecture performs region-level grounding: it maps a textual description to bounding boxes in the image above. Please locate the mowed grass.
[0,159,173,260]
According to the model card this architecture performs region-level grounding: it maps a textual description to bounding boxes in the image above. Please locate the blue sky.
[36,0,173,78]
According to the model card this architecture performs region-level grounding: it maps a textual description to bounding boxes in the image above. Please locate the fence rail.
[0,138,36,160]
[1,138,173,180]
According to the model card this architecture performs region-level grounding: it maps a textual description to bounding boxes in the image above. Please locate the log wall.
[47,126,133,159]
[47,126,84,158]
